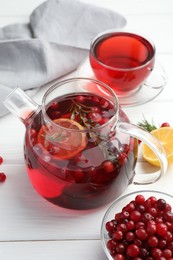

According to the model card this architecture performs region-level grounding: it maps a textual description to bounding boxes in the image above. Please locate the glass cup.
[90,30,160,95]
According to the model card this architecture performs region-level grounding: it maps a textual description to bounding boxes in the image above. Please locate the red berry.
[156,223,168,236]
[166,231,173,241]
[122,144,130,154]
[130,210,142,222]
[157,198,166,210]
[51,110,61,119]
[107,239,117,251]
[113,254,125,260]
[29,128,37,138]
[116,243,125,254]
[73,170,85,183]
[127,244,140,257]
[135,194,145,205]
[50,101,59,110]
[125,201,136,213]
[117,223,128,233]
[61,113,71,119]
[102,160,114,173]
[100,98,109,108]
[106,221,116,233]
[158,238,167,249]
[148,235,159,247]
[112,230,123,240]
[92,96,100,104]
[91,106,100,113]
[161,122,170,127]
[164,211,173,222]
[120,210,129,220]
[147,222,157,235]
[126,220,135,230]
[0,172,6,182]
[118,153,127,165]
[162,248,172,258]
[139,247,149,258]
[142,212,154,222]
[135,221,145,230]
[0,156,3,165]
[147,207,158,217]
[75,95,85,103]
[125,231,135,242]
[165,203,172,211]
[151,247,162,258]
[87,112,102,123]
[99,117,109,125]
[135,228,148,240]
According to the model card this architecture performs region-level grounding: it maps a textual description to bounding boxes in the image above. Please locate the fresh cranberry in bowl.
[101,190,173,260]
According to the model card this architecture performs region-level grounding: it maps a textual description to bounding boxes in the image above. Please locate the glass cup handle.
[116,121,168,185]
[145,62,167,89]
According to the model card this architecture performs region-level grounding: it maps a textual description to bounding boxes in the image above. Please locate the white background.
[0,0,173,259]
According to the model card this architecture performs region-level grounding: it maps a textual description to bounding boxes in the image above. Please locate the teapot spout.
[3,87,41,124]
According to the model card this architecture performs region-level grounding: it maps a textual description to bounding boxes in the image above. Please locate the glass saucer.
[76,57,167,107]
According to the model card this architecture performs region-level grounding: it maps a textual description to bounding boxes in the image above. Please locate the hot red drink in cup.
[90,31,155,95]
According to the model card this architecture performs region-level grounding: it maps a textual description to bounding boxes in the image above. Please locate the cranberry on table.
[161,122,170,127]
[0,156,3,165]
[0,172,6,182]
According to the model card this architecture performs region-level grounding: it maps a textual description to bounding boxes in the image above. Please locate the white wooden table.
[0,0,173,259]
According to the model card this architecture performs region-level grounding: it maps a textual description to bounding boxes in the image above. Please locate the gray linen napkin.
[0,0,126,117]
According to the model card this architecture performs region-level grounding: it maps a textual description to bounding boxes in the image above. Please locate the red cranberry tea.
[90,32,155,95]
[24,93,137,209]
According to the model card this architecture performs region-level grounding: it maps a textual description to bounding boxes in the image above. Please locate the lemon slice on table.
[142,127,173,166]
[38,118,87,160]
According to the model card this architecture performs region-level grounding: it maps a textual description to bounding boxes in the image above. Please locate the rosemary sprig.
[70,100,97,128]
[70,100,104,145]
[137,117,157,132]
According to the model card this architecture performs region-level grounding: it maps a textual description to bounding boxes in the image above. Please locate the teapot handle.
[116,121,168,185]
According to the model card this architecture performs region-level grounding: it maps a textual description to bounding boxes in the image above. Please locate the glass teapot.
[4,78,167,210]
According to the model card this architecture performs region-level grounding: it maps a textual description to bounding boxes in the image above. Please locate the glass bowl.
[101,190,173,260]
